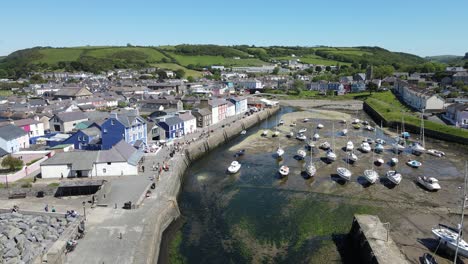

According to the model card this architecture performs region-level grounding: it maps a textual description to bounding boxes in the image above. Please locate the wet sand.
[230,110,468,263]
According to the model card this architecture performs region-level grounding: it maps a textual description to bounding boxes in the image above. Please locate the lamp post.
[82,201,86,221]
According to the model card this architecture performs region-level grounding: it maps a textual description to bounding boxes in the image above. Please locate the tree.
[454,80,465,89]
[367,82,378,94]
[187,76,195,82]
[447,91,459,98]
[315,66,322,72]
[175,69,185,79]
[0,69,7,78]
[118,101,129,108]
[374,65,394,79]
[1,155,23,172]
[29,74,45,84]
[272,67,280,75]
[325,66,331,71]
[464,61,468,70]
[292,80,305,95]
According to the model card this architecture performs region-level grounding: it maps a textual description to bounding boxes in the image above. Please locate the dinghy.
[240,130,247,135]
[342,129,348,136]
[279,165,289,177]
[272,131,280,137]
[313,133,320,140]
[298,128,307,133]
[276,147,284,158]
[296,133,306,141]
[296,149,307,159]
[427,149,445,157]
[261,130,268,136]
[407,160,422,168]
[227,161,241,174]
[417,176,441,191]
[317,123,324,129]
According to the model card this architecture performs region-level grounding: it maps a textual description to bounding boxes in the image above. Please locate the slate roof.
[112,112,146,127]
[0,147,9,157]
[0,124,27,141]
[54,111,88,123]
[41,151,98,171]
[96,140,142,166]
[160,116,183,126]
[81,127,101,137]
[54,87,92,97]
[13,118,41,127]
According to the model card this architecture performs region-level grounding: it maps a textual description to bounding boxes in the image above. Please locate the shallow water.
[159,107,467,264]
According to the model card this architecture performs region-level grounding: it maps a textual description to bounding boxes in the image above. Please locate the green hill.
[0,45,430,79]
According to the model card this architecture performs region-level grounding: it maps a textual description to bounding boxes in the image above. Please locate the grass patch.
[151,63,202,78]
[168,53,267,67]
[365,91,468,138]
[0,90,13,96]
[169,230,187,264]
[37,48,84,64]
[48,182,60,187]
[84,47,168,62]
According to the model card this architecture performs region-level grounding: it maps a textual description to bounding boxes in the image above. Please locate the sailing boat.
[411,111,426,155]
[262,113,269,136]
[337,124,352,181]
[273,115,280,137]
[432,162,468,258]
[364,128,379,184]
[386,128,402,185]
[327,123,337,162]
[305,144,316,177]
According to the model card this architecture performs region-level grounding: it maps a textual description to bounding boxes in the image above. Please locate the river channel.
[159,107,468,264]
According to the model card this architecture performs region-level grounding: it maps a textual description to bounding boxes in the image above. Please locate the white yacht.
[427,149,445,157]
[296,133,307,141]
[348,152,358,163]
[327,150,337,162]
[410,142,425,155]
[364,169,379,184]
[261,130,269,136]
[432,225,468,258]
[317,123,324,129]
[386,170,402,185]
[346,141,354,151]
[227,161,241,174]
[313,133,320,140]
[276,147,285,158]
[417,176,441,191]
[279,165,289,177]
[272,131,280,137]
[360,142,371,153]
[337,167,352,181]
[296,149,307,159]
[390,157,399,165]
[319,142,331,150]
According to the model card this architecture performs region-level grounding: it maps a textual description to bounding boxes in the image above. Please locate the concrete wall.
[41,164,71,179]
[95,162,137,177]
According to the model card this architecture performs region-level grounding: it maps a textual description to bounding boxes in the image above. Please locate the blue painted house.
[101,112,147,150]
[62,126,102,150]
[157,116,184,140]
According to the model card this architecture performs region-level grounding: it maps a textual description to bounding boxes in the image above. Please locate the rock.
[3,239,16,250]
[5,257,19,264]
[17,223,29,231]
[10,212,23,218]
[14,234,26,249]
[4,227,22,239]
[4,247,19,258]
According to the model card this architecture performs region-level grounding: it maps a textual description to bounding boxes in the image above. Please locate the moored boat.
[240,130,247,135]
[276,147,285,158]
[319,141,331,150]
[327,149,337,161]
[432,225,468,258]
[261,130,268,136]
[364,169,379,184]
[407,160,422,168]
[345,141,354,151]
[337,167,352,181]
[348,152,358,163]
[427,149,445,157]
[360,142,371,153]
[227,161,241,174]
[298,128,307,133]
[296,133,306,141]
[317,123,324,129]
[272,131,280,137]
[342,129,348,136]
[374,143,384,153]
[279,165,289,177]
[296,149,307,159]
[386,170,402,185]
[417,176,441,191]
[313,133,320,140]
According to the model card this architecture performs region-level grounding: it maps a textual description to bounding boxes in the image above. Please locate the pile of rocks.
[0,212,72,264]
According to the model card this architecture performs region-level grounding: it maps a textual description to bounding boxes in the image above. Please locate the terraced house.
[101,111,147,150]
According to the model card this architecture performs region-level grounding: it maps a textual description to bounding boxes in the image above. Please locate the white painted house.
[40,140,142,179]
[176,111,197,135]
[0,125,30,153]
[226,101,236,117]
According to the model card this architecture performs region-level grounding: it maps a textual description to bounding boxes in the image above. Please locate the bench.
[8,193,27,199]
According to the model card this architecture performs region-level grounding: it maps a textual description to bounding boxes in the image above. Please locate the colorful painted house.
[101,112,147,150]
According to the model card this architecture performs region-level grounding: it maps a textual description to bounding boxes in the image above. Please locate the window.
[107,162,111,165]
[103,168,106,173]
[78,136,82,141]
[103,129,107,133]
[111,119,115,125]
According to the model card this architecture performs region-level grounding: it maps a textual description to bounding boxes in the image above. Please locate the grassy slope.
[36,48,84,64]
[365,91,468,138]
[274,55,351,66]
[151,63,203,77]
[168,52,267,67]
[84,47,167,61]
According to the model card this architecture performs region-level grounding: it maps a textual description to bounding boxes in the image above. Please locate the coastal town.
[0,52,466,263]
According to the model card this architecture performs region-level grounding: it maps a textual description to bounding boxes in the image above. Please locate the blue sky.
[1,0,467,57]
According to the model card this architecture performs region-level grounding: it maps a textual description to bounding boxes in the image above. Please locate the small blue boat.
[407,160,422,168]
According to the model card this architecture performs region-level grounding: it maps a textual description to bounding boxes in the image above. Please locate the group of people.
[44,204,56,212]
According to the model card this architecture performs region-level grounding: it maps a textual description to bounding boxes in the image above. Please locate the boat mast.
[454,161,468,263]
[332,123,335,152]
[421,110,425,149]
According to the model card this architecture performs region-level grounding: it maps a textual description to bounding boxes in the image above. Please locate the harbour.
[159,104,468,264]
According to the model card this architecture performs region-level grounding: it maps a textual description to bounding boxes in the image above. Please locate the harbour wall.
[139,107,279,264]
[363,102,468,145]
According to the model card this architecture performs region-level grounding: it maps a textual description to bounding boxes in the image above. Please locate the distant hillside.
[0,45,429,79]
[427,53,468,66]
